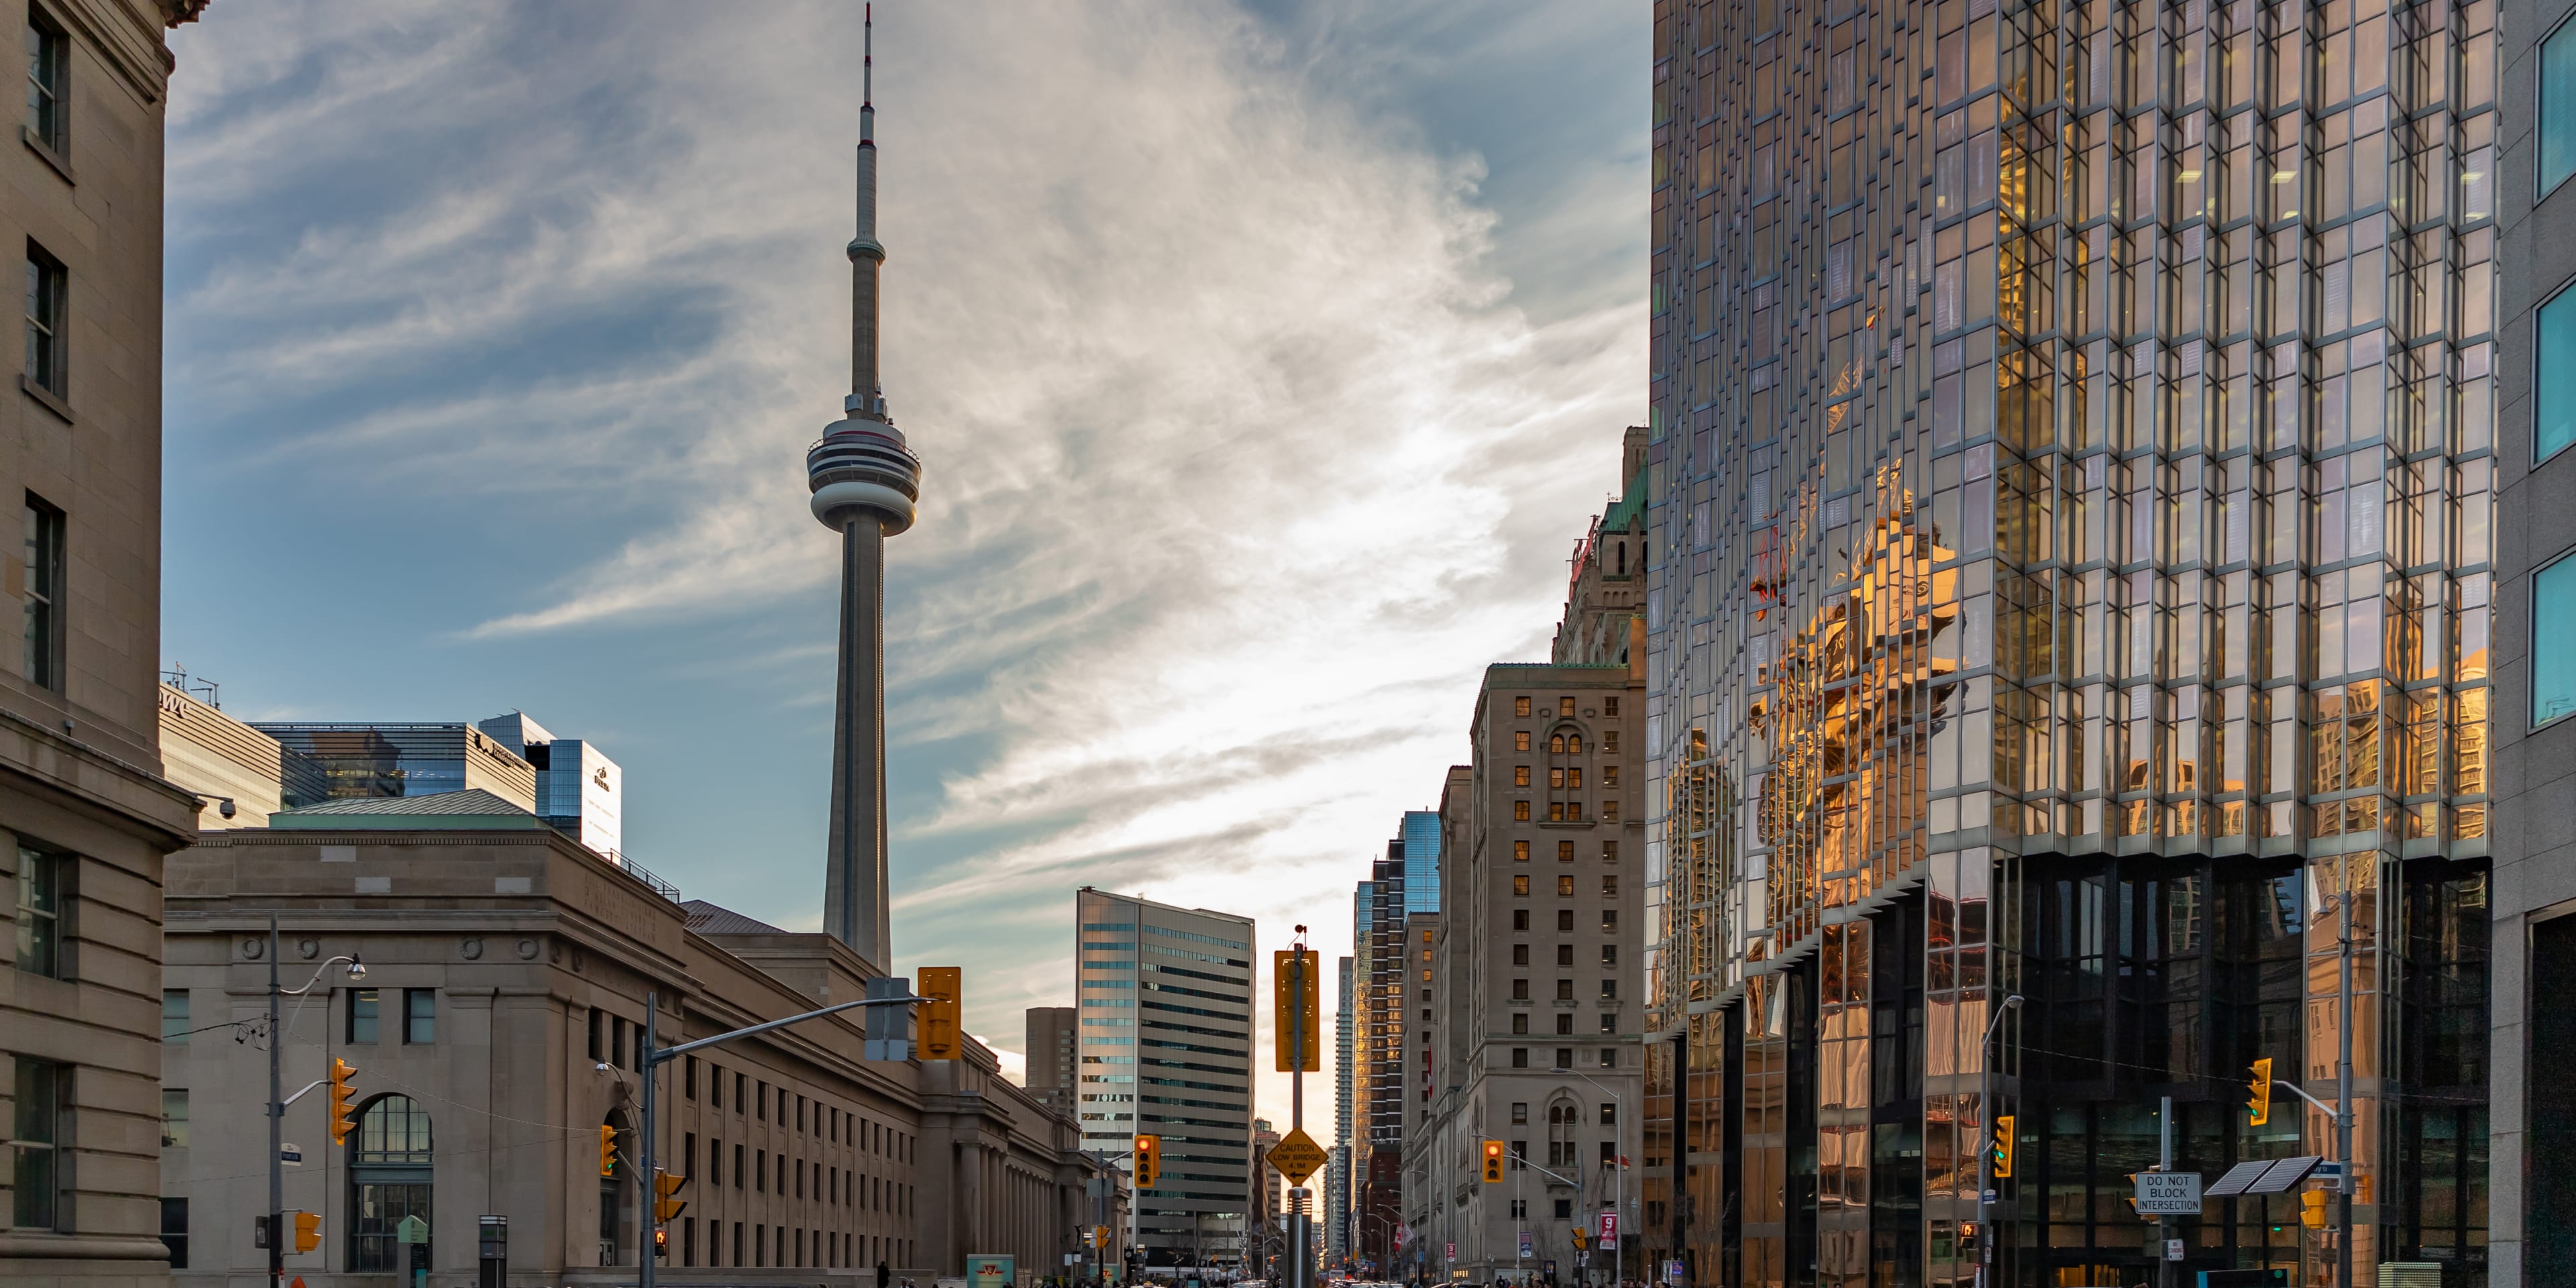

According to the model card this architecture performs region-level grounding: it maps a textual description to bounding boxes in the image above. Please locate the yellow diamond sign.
[1267,1128,1328,1185]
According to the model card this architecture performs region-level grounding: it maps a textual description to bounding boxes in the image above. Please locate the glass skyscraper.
[1402,809,1442,916]
[1640,3,2497,1286]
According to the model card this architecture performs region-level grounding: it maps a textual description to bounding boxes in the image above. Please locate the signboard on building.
[1600,1212,1618,1242]
[969,1255,1016,1288]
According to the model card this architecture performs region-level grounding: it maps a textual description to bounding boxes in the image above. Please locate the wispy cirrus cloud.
[163,1,1643,1126]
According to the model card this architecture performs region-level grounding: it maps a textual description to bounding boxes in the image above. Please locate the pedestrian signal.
[2300,1189,2330,1229]
[653,1227,669,1258]
[1990,1114,2015,1178]
[1572,1226,1588,1250]
[293,1210,320,1254]
[1134,1134,1161,1189]
[598,1124,619,1178]
[327,1057,358,1144]
[919,967,963,1061]
[2247,1057,2274,1126]
[1482,1140,1507,1183]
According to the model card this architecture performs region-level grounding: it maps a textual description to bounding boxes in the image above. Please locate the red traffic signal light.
[1481,1140,1506,1183]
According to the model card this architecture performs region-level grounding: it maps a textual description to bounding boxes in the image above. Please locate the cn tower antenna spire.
[850,2,885,416]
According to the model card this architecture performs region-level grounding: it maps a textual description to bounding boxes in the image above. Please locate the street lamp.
[1546,1063,1626,1288]
[1974,994,2024,1276]
[262,914,364,1288]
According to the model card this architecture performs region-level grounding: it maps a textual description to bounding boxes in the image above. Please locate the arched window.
[1545,1095,1582,1168]
[1546,724,1590,822]
[350,1095,431,1271]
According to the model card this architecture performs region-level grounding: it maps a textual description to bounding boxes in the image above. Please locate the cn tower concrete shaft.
[824,514,892,963]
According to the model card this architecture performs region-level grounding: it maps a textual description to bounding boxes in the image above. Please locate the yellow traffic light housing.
[653,1169,690,1222]
[327,1057,358,1144]
[919,967,963,1061]
[293,1210,321,1254]
[2300,1189,2330,1229]
[1274,949,1321,1072]
[1991,1114,2015,1179]
[1134,1134,1161,1189]
[598,1124,619,1178]
[1572,1226,1588,1250]
[1481,1140,1507,1183]
[2247,1057,2274,1126]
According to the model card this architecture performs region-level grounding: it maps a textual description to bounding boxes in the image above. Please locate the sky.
[162,1,1646,1128]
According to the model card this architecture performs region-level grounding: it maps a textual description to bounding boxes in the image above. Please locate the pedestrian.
[877,1261,891,1288]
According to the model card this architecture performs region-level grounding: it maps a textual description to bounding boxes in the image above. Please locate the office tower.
[0,11,209,1283]
[1358,848,1407,1272]
[478,710,624,857]
[2488,4,2576,1281]
[1642,3,2498,1286]
[1074,888,1256,1268]
[1252,1118,1283,1275]
[1026,1006,1079,1117]
[808,7,924,969]
[1328,953,1356,1266]
[252,721,541,812]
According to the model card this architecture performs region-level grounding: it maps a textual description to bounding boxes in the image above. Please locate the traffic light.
[293,1210,320,1254]
[1093,1226,1110,1249]
[2247,1057,2274,1126]
[1572,1227,1588,1250]
[327,1057,358,1144]
[2300,1189,2330,1230]
[598,1124,619,1178]
[1481,1140,1507,1183]
[653,1169,690,1222]
[1134,1134,1161,1189]
[1990,1114,2015,1179]
[919,967,963,1061]
[1274,949,1321,1072]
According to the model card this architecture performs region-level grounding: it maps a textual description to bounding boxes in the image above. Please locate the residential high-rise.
[1074,888,1256,1269]
[808,7,924,970]
[1643,3,2500,1287]
[1,7,207,1285]
[1357,848,1408,1272]
[1026,1005,1079,1117]
[1327,953,1355,1268]
[2487,1,2576,1280]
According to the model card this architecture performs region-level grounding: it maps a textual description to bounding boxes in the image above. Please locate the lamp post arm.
[647,993,927,1065]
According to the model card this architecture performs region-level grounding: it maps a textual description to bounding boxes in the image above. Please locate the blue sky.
[162,1,1644,1119]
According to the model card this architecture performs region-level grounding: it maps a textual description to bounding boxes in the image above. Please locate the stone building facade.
[1,3,211,1286]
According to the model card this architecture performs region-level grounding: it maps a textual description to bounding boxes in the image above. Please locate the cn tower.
[807,4,919,968]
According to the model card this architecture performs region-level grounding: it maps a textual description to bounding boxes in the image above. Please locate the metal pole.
[2336,866,2355,1288]
[1974,996,2021,1279]
[640,992,657,1288]
[2158,1095,2174,1288]
[268,914,283,1288]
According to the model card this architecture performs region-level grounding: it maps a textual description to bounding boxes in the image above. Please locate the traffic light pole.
[633,986,926,1288]
[268,918,282,1288]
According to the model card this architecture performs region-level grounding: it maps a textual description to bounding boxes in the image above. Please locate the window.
[1515,765,1531,787]
[1604,730,1619,752]
[1558,909,1575,932]
[1555,1199,1574,1219]
[1513,945,1529,965]
[1601,1048,1617,1068]
[1515,731,1532,751]
[1510,1199,1527,1219]
[588,1007,603,1060]
[22,15,62,155]
[710,1063,722,1108]
[1558,840,1575,861]
[1605,765,1620,788]
[2548,13,2576,195]
[1515,800,1531,821]
[11,1056,64,1228]
[1603,841,1619,862]
[23,241,64,397]
[21,494,62,690]
[348,989,379,1044]
[1557,979,1575,1000]
[2545,280,2576,463]
[686,1057,697,1099]
[160,1197,188,1269]
[1601,979,1620,999]
[1558,875,1576,896]
[1513,875,1530,896]
[1512,1013,1529,1034]
[1602,945,1619,966]
[1559,697,1576,716]
[160,1088,187,1148]
[1556,1014,1574,1035]
[1556,1047,1573,1069]
[1604,696,1619,716]
[1513,840,1529,862]
[163,989,189,1040]
[1601,909,1619,930]
[1601,1103,1617,1126]
[404,989,434,1044]
[2536,549,2576,724]
[1603,875,1620,896]
[1512,978,1530,1000]
[1515,696,1532,717]
[14,845,62,977]
[1603,800,1620,822]
[735,1071,746,1110]
[1600,1012,1617,1032]
[1511,1049,1529,1069]
[350,1097,431,1271]
[734,1142,745,1188]
[1513,910,1529,931]
[1556,944,1575,967]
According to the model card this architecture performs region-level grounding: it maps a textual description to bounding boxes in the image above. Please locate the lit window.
[2543,280,2576,462]
[1559,698,1575,716]
[1604,697,1619,716]
[2534,548,2576,725]
[1558,875,1575,896]
[1515,800,1531,821]
[1514,840,1530,862]
[1603,799,1620,822]
[1558,841,1574,862]
[1513,875,1530,896]
[1515,731,1532,752]
[2548,14,2576,195]
[1515,696,1532,717]
[1515,765,1531,787]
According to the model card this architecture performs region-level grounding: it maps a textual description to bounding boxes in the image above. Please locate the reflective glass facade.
[1403,810,1443,915]
[1640,1,2496,1285]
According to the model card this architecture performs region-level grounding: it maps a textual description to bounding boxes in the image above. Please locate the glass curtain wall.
[1642,0,2498,1284]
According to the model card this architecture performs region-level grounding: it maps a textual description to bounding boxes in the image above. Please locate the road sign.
[280,1143,303,1167]
[1268,1128,1329,1185]
[2165,1239,2186,1262]
[2134,1171,2204,1215]
[396,1215,429,1244]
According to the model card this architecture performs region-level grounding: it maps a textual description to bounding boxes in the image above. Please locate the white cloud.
[165,1,1642,1131]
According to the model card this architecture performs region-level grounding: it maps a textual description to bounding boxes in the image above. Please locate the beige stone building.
[1549,430,1649,669]
[1,3,211,1286]
[151,697,1112,1285]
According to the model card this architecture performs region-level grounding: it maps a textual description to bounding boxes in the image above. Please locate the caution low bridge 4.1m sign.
[1267,1128,1328,1185]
